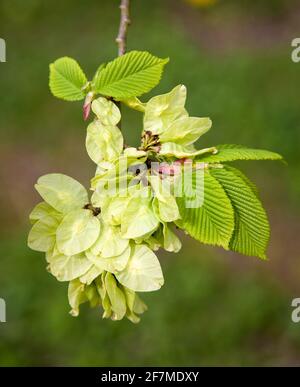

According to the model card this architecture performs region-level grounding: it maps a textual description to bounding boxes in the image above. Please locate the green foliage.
[29,50,283,323]
[49,57,88,101]
[198,144,283,163]
[176,171,235,249]
[211,166,270,259]
[93,51,169,99]
[49,51,169,104]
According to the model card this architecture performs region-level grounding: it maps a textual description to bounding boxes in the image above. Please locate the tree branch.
[116,0,130,137]
[116,0,131,57]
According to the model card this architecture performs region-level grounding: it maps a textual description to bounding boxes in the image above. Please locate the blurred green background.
[1,0,300,366]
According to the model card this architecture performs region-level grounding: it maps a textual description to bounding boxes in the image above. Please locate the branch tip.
[116,0,131,57]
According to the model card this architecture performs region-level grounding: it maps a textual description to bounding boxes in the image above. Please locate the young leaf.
[92,63,106,86]
[49,57,88,101]
[94,51,169,99]
[211,166,270,259]
[224,165,259,197]
[176,170,235,249]
[197,144,283,163]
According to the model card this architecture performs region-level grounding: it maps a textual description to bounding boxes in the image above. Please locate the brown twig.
[116,0,131,133]
[116,0,131,57]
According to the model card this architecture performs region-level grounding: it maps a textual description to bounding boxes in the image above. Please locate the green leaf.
[35,173,89,214]
[94,51,169,99]
[116,244,164,292]
[56,209,101,255]
[197,144,283,163]
[224,165,259,197]
[176,170,235,249]
[49,57,88,101]
[211,166,270,259]
[92,63,106,86]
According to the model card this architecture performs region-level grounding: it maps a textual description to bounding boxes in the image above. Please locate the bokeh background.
[0,0,300,366]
